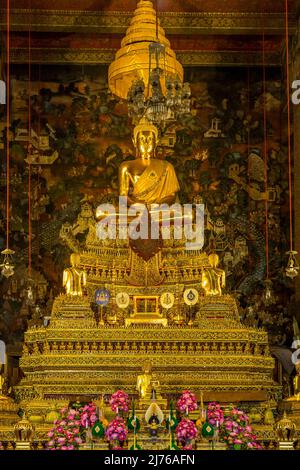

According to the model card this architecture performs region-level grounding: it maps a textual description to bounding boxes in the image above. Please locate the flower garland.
[176,390,198,414]
[109,390,129,413]
[175,418,198,446]
[105,416,128,444]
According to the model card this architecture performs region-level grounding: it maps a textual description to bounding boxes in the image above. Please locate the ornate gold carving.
[9,48,281,67]
[1,9,296,35]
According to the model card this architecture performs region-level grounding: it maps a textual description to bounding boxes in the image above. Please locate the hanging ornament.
[285,251,299,279]
[261,29,272,303]
[262,279,276,307]
[0,248,15,278]
[2,1,14,280]
[283,0,297,275]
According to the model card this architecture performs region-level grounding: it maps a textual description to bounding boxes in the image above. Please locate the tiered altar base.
[15,295,278,410]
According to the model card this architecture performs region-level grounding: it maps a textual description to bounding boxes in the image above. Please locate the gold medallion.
[160,292,175,309]
[116,292,130,309]
[183,288,199,306]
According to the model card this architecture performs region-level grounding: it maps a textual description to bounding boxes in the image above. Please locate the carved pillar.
[292,10,300,307]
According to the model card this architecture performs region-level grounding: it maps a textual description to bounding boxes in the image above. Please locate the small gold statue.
[286,365,300,401]
[62,253,87,296]
[119,118,180,205]
[0,373,5,396]
[202,253,226,296]
[136,361,153,399]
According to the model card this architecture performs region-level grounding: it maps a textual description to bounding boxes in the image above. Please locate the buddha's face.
[137,131,156,158]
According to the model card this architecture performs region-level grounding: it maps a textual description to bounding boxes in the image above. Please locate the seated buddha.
[62,253,87,296]
[202,253,226,296]
[119,117,180,206]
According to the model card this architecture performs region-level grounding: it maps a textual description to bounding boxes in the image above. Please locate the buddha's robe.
[63,267,86,296]
[131,160,180,204]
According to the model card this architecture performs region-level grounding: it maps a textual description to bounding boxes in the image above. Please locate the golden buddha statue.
[62,253,87,296]
[0,373,5,396]
[202,253,226,296]
[286,365,300,401]
[136,361,153,399]
[119,118,180,206]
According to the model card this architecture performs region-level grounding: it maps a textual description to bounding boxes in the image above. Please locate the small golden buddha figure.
[202,253,226,296]
[287,365,300,401]
[136,361,153,399]
[0,373,5,396]
[119,118,180,205]
[62,253,87,296]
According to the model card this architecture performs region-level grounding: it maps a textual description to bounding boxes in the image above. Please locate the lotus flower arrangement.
[175,418,198,446]
[46,407,83,450]
[109,390,129,413]
[80,403,98,429]
[207,403,262,450]
[176,390,198,414]
[105,417,128,445]
[207,402,224,427]
[221,407,262,450]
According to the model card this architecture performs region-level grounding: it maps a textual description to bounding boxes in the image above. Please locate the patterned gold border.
[10,47,281,66]
[0,9,297,35]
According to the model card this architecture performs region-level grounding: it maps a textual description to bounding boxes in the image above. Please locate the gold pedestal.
[196,440,212,450]
[16,294,278,409]
[126,315,168,327]
[79,442,109,450]
[15,441,31,450]
[128,433,169,451]
[213,442,227,450]
[278,441,295,450]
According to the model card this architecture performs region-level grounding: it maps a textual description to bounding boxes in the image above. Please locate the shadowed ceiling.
[0,0,298,66]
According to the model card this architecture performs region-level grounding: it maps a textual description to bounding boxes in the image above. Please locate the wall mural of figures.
[0,64,295,349]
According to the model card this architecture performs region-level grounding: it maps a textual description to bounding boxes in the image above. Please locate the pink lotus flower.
[206,401,262,450]
[177,390,198,413]
[176,418,198,444]
[109,390,129,413]
[106,417,128,442]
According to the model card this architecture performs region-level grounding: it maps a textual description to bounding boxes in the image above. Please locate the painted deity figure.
[119,118,180,205]
[62,253,87,296]
[202,253,226,296]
